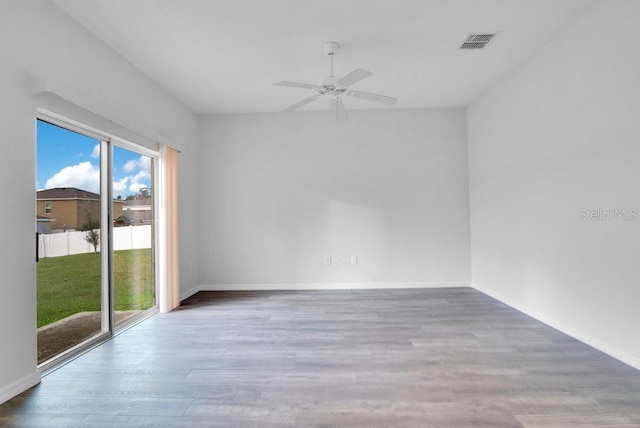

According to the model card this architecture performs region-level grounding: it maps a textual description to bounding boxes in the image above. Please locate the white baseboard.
[179,285,201,302]
[0,371,41,405]
[471,282,640,371]
[198,282,470,291]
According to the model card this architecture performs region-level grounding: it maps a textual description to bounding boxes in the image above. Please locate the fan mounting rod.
[323,42,339,77]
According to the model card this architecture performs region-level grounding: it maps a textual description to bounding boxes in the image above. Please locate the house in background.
[122,197,152,225]
[36,215,55,234]
[36,187,123,232]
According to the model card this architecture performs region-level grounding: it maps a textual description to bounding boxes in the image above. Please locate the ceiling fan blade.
[282,95,320,113]
[345,90,398,105]
[276,81,320,91]
[336,68,373,88]
[331,97,348,121]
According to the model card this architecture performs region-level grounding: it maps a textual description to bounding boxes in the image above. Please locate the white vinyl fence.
[38,225,152,258]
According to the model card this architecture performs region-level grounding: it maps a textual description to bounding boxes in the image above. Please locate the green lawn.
[37,249,154,328]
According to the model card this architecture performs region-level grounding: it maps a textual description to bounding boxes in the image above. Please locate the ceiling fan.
[275,42,398,120]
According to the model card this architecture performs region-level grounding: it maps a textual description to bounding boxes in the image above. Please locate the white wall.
[0,0,198,402]
[468,0,640,368]
[0,63,41,404]
[198,109,470,289]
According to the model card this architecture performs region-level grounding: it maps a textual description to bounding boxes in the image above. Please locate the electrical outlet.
[351,256,358,264]
[325,256,332,265]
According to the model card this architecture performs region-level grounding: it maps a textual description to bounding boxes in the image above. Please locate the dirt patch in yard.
[37,311,141,364]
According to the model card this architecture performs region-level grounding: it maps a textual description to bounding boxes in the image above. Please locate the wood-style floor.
[1,288,640,427]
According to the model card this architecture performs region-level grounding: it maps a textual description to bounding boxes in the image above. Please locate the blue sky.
[37,120,151,198]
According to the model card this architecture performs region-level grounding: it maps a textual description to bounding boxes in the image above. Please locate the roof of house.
[36,215,55,222]
[37,187,100,201]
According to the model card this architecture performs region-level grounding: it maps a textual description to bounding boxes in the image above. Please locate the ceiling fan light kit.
[276,41,398,120]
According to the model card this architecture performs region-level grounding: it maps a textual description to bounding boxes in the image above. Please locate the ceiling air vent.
[460,33,496,50]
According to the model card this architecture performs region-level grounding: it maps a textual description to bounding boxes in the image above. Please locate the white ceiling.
[51,0,595,115]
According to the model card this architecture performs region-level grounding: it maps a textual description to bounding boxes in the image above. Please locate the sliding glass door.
[112,146,155,328]
[36,117,157,367]
[36,119,108,364]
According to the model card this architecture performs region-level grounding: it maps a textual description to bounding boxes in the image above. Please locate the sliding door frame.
[36,111,160,372]
[110,137,160,333]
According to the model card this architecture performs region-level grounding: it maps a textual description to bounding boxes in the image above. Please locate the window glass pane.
[113,146,155,326]
[36,119,104,364]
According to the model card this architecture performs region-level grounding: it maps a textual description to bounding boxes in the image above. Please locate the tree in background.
[79,215,100,253]
[126,187,150,201]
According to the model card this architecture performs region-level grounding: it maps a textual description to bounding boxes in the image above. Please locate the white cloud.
[123,160,136,173]
[45,154,152,198]
[129,171,150,193]
[118,155,151,196]
[128,181,148,194]
[45,161,100,194]
[123,155,150,173]
[132,169,150,182]
[91,144,100,159]
[113,177,129,196]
